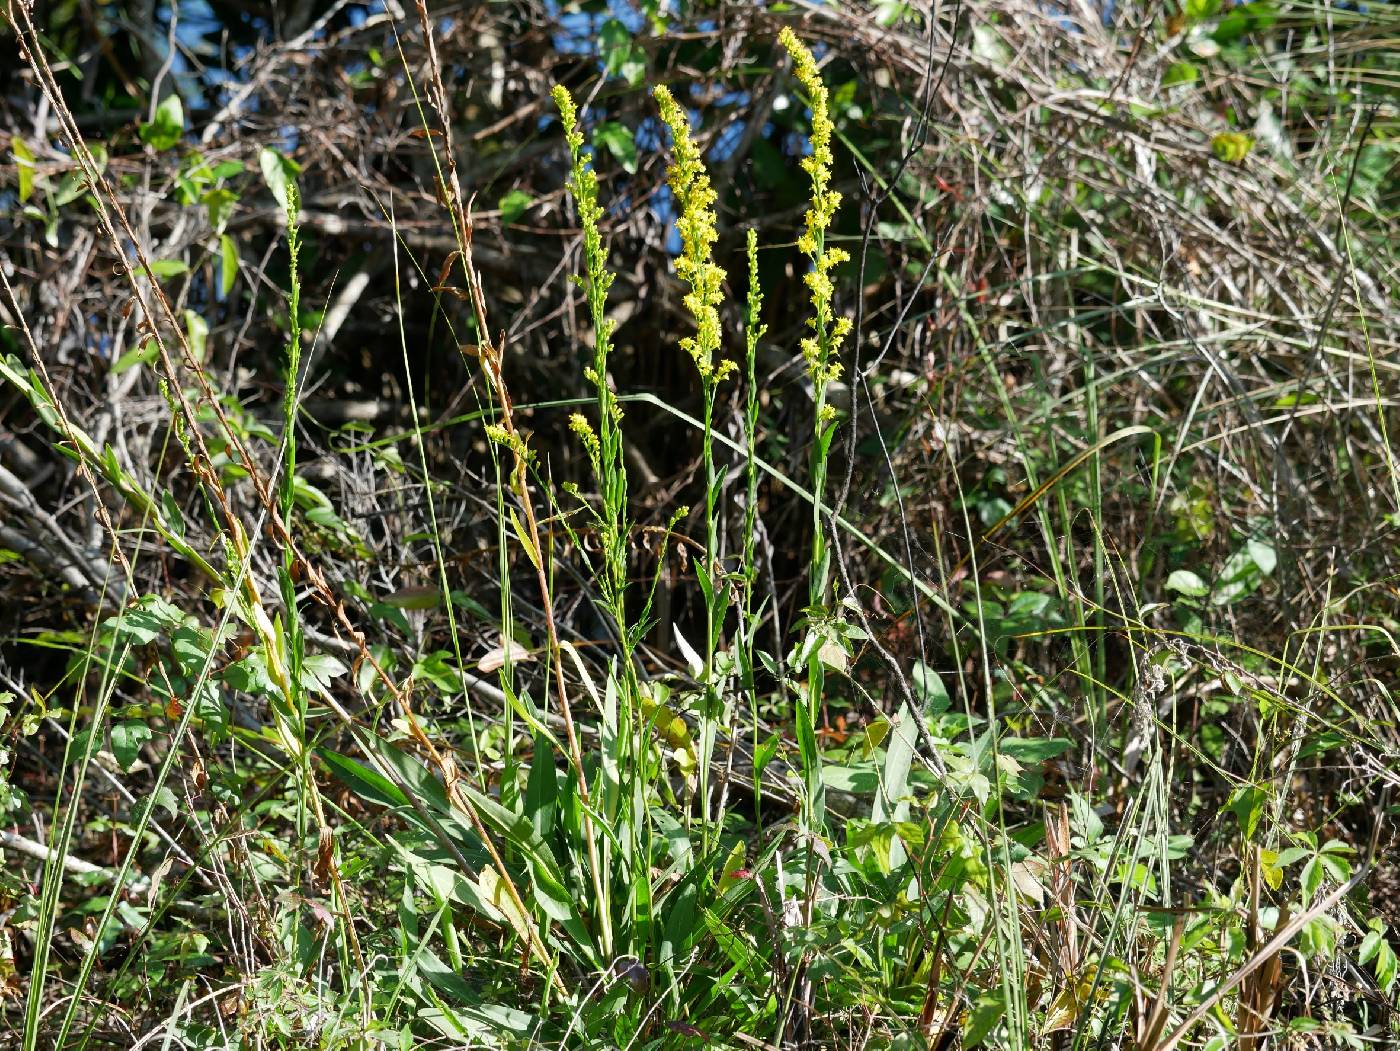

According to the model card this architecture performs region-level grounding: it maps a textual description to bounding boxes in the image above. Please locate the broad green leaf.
[1261,848,1284,890]
[717,840,748,896]
[1212,541,1275,605]
[599,18,631,75]
[498,189,533,225]
[822,763,877,794]
[110,721,153,771]
[1227,783,1267,839]
[1164,61,1199,88]
[413,650,464,695]
[203,187,238,231]
[12,137,35,202]
[594,122,637,174]
[219,234,239,295]
[300,653,348,696]
[598,19,645,86]
[259,147,301,211]
[184,310,208,362]
[112,338,159,375]
[1000,737,1071,764]
[1166,569,1208,597]
[964,992,1006,1047]
[912,660,950,713]
[139,94,184,151]
[149,259,188,279]
[320,747,411,810]
[223,651,274,696]
[382,585,440,611]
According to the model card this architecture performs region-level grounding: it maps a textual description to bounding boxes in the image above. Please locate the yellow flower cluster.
[779,29,841,257]
[654,85,734,384]
[553,83,625,471]
[551,85,580,149]
[779,28,850,397]
[568,412,601,472]
[552,85,614,305]
[484,422,532,462]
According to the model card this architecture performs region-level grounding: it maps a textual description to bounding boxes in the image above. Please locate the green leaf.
[139,94,185,151]
[821,764,877,794]
[111,721,153,771]
[382,585,440,611]
[964,992,1006,1047]
[498,189,533,225]
[259,147,301,212]
[1212,540,1275,605]
[171,623,216,676]
[223,651,274,696]
[598,19,645,86]
[211,160,245,180]
[130,785,179,822]
[1001,737,1071,765]
[1246,539,1277,575]
[1360,929,1384,965]
[300,653,348,696]
[1164,61,1199,88]
[911,660,950,714]
[1227,783,1267,839]
[319,748,411,810]
[1213,1,1277,43]
[112,338,159,375]
[219,234,240,296]
[594,122,638,174]
[148,259,188,279]
[185,310,208,362]
[1301,856,1325,901]
[1361,925,1399,991]
[508,508,539,571]
[12,137,35,202]
[1260,849,1284,890]
[204,187,238,231]
[598,19,632,75]
[413,650,464,695]
[1166,569,1208,597]
[106,595,186,644]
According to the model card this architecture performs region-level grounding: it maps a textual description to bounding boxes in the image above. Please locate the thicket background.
[2,0,1399,1047]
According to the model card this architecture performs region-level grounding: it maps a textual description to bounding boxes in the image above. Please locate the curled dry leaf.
[477,638,533,674]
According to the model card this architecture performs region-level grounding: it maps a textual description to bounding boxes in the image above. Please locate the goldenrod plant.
[737,227,768,821]
[553,85,630,627]
[654,83,736,848]
[779,26,853,828]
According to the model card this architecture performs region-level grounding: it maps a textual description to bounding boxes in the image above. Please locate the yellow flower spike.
[551,85,583,152]
[654,84,728,385]
[484,423,533,464]
[778,28,851,389]
[568,412,602,470]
